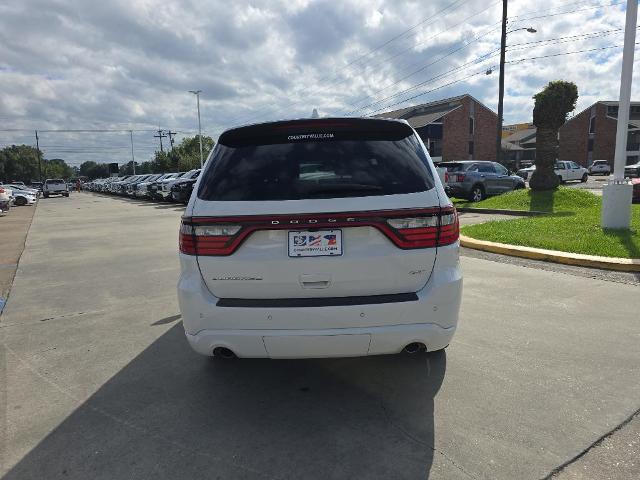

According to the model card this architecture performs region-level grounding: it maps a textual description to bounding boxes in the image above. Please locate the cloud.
[0,0,636,165]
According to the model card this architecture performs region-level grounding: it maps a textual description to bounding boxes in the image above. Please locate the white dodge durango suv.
[177,118,462,359]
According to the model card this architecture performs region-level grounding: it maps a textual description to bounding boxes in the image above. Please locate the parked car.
[29,181,43,192]
[161,169,200,201]
[133,173,165,198]
[2,184,37,206]
[148,173,180,200]
[588,160,611,175]
[440,160,525,202]
[517,161,588,183]
[125,174,154,196]
[170,178,197,204]
[625,161,640,178]
[43,179,69,197]
[150,172,183,200]
[178,117,461,359]
[4,183,39,196]
[0,187,11,214]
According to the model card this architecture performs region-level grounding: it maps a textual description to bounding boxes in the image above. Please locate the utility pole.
[166,130,177,150]
[154,129,167,152]
[495,0,508,164]
[129,130,136,174]
[35,130,42,181]
[189,90,204,167]
[602,0,637,229]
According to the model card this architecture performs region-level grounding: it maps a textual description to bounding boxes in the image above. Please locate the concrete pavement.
[0,204,35,312]
[1,193,639,479]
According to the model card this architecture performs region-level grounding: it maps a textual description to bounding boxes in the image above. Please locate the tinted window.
[471,163,495,173]
[494,163,508,175]
[198,135,434,201]
[556,162,566,169]
[440,162,468,172]
[570,162,581,169]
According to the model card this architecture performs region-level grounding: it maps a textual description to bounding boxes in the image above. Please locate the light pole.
[189,90,204,168]
[494,0,536,164]
[602,0,637,229]
[129,130,135,174]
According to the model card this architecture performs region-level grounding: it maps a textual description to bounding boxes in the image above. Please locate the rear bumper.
[178,243,462,358]
[186,323,455,358]
[446,184,469,198]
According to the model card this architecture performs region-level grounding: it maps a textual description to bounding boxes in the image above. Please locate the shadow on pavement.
[5,323,447,480]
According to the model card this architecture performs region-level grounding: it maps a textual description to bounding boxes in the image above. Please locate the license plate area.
[288,230,343,257]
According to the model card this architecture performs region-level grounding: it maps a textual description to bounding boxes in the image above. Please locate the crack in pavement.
[540,406,640,479]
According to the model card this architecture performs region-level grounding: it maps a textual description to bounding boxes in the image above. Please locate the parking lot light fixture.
[189,90,204,168]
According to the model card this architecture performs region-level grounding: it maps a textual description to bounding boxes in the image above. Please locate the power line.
[505,42,633,64]
[348,21,503,109]
[347,49,500,115]
[231,0,624,127]
[510,0,624,23]
[225,0,481,127]
[364,69,491,117]
[346,2,503,105]
[354,41,634,117]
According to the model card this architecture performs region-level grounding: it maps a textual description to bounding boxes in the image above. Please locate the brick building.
[502,127,536,168]
[559,100,640,167]
[376,94,498,162]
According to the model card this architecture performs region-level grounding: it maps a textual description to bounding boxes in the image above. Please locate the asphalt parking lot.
[1,193,639,479]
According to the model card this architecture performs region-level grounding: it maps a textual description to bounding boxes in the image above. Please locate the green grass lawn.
[459,188,640,259]
[452,188,600,212]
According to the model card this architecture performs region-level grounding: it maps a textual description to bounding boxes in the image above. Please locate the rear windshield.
[46,179,65,184]
[440,163,469,172]
[198,121,434,201]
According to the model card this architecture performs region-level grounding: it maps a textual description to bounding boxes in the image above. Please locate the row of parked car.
[0,181,42,215]
[84,169,201,203]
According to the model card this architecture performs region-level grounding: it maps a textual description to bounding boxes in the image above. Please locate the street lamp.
[495,0,537,164]
[189,90,204,168]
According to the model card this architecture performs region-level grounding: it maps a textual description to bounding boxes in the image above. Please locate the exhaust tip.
[213,347,236,359]
[404,342,426,354]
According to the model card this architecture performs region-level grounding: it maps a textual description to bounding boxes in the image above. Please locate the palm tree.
[530,81,578,191]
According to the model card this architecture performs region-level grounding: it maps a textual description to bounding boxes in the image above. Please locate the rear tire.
[558,175,564,184]
[15,197,27,206]
[581,173,588,183]
[468,185,485,202]
[43,193,49,198]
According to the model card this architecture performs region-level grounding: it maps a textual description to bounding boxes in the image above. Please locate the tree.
[42,158,74,179]
[173,135,214,171]
[530,81,578,191]
[79,161,110,179]
[0,145,40,183]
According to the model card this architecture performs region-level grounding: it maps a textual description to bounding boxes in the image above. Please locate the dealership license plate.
[288,230,343,257]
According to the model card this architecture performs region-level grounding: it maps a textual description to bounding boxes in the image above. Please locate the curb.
[456,207,546,216]
[460,235,640,272]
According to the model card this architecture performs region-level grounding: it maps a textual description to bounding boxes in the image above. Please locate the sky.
[0,0,635,166]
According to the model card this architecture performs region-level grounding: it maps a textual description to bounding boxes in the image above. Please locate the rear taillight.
[455,174,466,182]
[179,222,242,255]
[179,207,459,256]
[444,171,449,183]
[384,207,458,249]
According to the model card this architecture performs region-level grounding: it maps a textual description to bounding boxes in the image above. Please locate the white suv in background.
[178,118,462,359]
[160,169,200,200]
